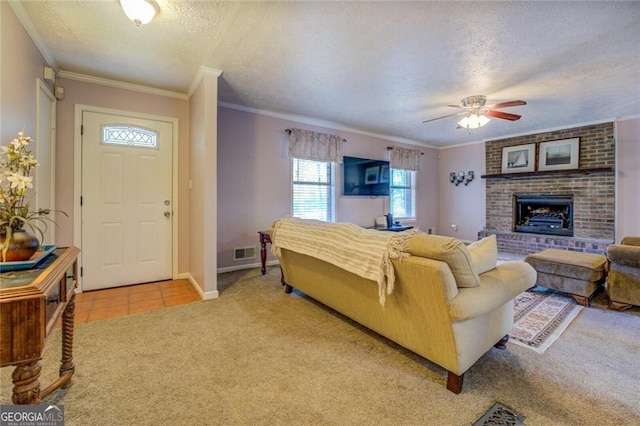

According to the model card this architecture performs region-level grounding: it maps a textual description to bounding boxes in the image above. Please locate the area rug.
[509,289,583,353]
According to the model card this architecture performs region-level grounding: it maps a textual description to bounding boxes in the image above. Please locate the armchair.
[606,237,640,311]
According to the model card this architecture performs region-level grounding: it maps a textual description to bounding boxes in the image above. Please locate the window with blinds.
[291,158,335,222]
[390,168,416,219]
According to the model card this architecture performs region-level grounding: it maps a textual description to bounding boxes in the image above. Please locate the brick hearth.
[481,122,615,255]
[478,230,611,255]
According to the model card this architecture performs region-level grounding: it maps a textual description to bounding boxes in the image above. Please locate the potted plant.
[0,130,62,262]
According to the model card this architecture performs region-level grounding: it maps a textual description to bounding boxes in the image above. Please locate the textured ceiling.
[12,1,640,147]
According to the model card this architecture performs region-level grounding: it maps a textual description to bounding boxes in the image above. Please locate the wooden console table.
[0,246,80,404]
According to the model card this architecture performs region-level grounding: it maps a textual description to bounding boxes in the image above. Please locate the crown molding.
[8,0,57,69]
[57,70,188,100]
[218,101,433,149]
[437,138,486,150]
[188,66,223,98]
[615,114,640,122]
[483,118,616,144]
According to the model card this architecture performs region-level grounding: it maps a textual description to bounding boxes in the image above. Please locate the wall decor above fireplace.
[501,143,535,173]
[538,138,580,172]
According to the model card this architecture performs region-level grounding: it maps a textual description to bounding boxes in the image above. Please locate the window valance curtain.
[389,146,421,171]
[288,128,343,163]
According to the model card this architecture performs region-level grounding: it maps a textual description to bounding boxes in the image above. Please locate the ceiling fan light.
[478,114,490,127]
[120,0,158,26]
[458,114,490,129]
[457,116,470,128]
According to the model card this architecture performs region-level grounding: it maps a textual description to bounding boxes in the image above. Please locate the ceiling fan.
[423,95,526,129]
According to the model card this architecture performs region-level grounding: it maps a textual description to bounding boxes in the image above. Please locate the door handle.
[164,211,171,218]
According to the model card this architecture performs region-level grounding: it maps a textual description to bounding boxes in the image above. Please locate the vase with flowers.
[0,130,62,262]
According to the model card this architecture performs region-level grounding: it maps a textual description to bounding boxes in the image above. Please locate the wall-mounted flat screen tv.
[343,156,390,196]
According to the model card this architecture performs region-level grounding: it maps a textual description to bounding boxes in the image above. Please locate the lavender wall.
[437,142,486,242]
[217,106,439,270]
[616,117,640,240]
[0,2,53,149]
[188,72,220,298]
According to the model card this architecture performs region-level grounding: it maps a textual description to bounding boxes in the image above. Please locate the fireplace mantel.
[481,167,613,180]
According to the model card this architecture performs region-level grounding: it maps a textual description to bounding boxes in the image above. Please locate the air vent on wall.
[234,246,256,261]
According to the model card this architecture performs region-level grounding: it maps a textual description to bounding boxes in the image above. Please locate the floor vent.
[234,246,256,261]
[472,403,525,426]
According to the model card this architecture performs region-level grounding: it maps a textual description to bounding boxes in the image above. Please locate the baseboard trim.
[177,262,280,299]
[217,260,279,274]
[176,272,219,300]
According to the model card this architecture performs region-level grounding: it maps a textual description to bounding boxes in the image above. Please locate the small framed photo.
[379,164,389,183]
[364,166,379,184]
[538,138,580,171]
[501,143,535,173]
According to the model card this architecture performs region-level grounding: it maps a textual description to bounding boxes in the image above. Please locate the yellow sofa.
[271,220,536,394]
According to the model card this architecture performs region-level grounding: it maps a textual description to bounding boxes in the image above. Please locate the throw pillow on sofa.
[406,234,480,288]
[467,234,498,275]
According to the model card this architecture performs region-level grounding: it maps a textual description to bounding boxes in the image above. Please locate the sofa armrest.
[621,236,640,247]
[448,261,536,322]
[607,244,640,268]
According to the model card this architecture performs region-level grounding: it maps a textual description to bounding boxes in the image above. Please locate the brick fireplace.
[479,122,615,255]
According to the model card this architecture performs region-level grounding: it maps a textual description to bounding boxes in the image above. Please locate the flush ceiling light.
[120,0,158,26]
[457,114,491,130]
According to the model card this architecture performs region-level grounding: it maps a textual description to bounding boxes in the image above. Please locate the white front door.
[81,111,173,290]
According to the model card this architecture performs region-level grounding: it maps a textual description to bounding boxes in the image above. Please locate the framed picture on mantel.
[501,143,535,173]
[538,138,580,171]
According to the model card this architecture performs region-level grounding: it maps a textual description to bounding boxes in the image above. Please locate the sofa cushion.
[449,261,537,321]
[467,234,498,275]
[407,234,480,288]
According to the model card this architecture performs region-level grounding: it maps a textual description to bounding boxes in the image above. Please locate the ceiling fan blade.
[422,111,466,123]
[446,104,466,109]
[487,100,527,109]
[485,109,522,121]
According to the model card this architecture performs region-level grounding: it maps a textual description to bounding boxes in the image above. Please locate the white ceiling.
[12,0,640,147]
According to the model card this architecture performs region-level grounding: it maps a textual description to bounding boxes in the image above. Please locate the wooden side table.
[0,246,80,404]
[258,231,272,275]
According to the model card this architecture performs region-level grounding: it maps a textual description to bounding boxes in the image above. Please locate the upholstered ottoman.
[524,249,608,306]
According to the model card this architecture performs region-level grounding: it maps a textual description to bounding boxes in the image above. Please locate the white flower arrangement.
[1,130,63,257]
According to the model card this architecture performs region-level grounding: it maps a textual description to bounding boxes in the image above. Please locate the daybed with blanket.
[270,217,536,393]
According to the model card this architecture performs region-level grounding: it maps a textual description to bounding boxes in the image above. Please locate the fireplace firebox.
[514,194,573,237]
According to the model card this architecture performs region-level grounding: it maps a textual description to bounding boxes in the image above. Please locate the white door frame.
[36,79,56,245]
[73,104,179,292]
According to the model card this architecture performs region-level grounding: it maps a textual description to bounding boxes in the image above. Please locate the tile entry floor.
[72,279,201,324]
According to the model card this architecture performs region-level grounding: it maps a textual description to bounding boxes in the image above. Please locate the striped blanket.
[271,217,419,306]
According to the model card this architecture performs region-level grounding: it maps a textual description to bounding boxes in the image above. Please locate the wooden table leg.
[260,241,267,274]
[60,292,76,386]
[258,231,271,275]
[12,361,42,404]
[41,293,76,399]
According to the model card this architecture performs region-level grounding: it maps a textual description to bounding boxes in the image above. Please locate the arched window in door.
[101,125,158,149]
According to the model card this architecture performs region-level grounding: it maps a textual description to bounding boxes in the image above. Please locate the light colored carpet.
[2,267,639,425]
[509,289,584,353]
